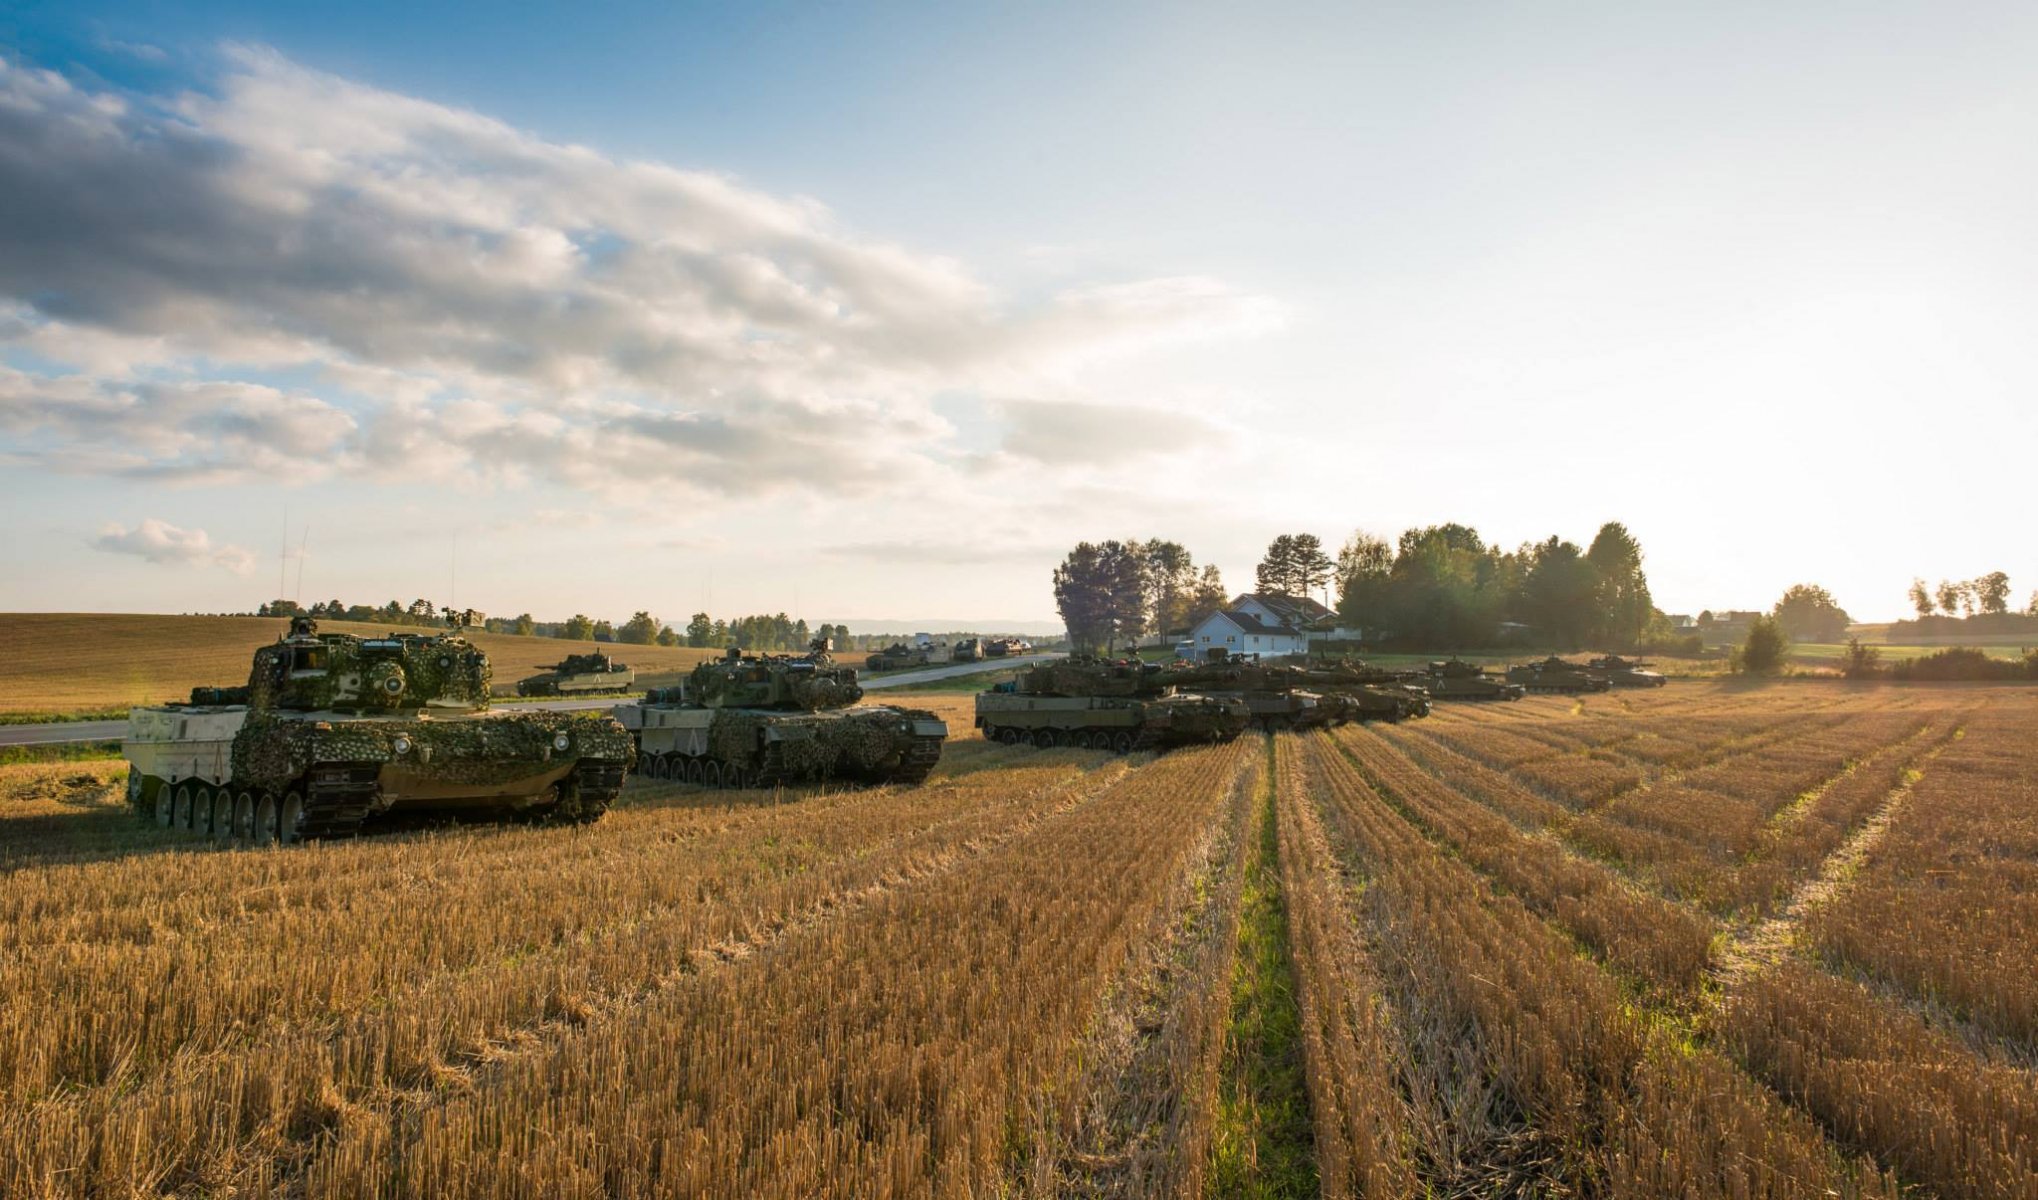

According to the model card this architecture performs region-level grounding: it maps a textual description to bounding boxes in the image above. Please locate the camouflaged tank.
[123,618,633,843]
[617,640,946,787]
[1291,657,1434,720]
[1421,658,1526,702]
[864,642,933,672]
[1156,654,1352,731]
[975,656,1252,751]
[1587,655,1669,688]
[1506,656,1613,694]
[514,651,636,697]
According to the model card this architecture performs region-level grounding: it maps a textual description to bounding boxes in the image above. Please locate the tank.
[1292,656,1435,720]
[617,640,946,787]
[1421,658,1527,701]
[1588,655,1668,688]
[123,617,634,843]
[974,656,1251,751]
[864,642,934,672]
[514,650,636,697]
[952,637,982,663]
[1506,656,1613,694]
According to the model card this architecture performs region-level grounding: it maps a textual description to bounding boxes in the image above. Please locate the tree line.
[1052,539,1231,652]
[1904,572,2035,620]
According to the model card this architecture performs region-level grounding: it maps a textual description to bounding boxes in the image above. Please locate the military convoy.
[514,651,636,697]
[617,641,947,787]
[123,618,634,842]
[864,642,934,672]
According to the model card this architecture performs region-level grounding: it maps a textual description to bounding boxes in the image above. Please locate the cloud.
[996,398,1219,465]
[822,539,1068,567]
[91,518,256,573]
[0,50,1279,501]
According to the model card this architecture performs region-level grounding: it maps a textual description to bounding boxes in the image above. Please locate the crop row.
[0,747,1134,1195]
[1288,731,1898,1197]
[1806,704,2038,1047]
[301,738,1257,1198]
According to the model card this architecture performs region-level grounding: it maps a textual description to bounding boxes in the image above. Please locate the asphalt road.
[0,654,1063,747]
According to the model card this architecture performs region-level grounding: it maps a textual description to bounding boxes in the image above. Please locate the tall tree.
[685,613,714,647]
[563,614,595,640]
[1772,584,1851,642]
[1738,614,1789,674]
[1518,536,1597,649]
[512,613,536,637]
[1333,531,1393,625]
[1292,534,1334,603]
[1907,578,1934,620]
[1935,579,1962,616]
[1973,571,2012,615]
[1184,564,1230,632]
[1255,535,1301,597]
[619,611,661,645]
[1140,539,1197,637]
[1585,521,1653,648]
[1055,540,1148,651]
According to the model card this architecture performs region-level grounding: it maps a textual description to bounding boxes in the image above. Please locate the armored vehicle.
[975,657,1251,751]
[618,641,946,787]
[1422,658,1527,701]
[124,618,634,843]
[514,651,636,697]
[864,642,933,672]
[1294,658,1434,720]
[1588,655,1668,688]
[1506,656,1613,694]
[953,637,982,663]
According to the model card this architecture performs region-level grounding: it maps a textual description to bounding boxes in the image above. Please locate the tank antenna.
[294,524,310,604]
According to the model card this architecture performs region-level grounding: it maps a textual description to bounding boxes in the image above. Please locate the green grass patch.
[0,740,123,766]
[1207,739,1318,1197]
[0,709,131,725]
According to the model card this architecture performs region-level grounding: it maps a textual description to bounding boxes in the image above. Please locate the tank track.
[298,764,384,839]
[882,736,945,785]
[555,758,627,822]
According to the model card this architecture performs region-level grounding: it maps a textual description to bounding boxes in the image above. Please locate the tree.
[1585,521,1653,648]
[408,598,436,622]
[1333,531,1393,626]
[1738,614,1789,674]
[1908,579,1934,620]
[1053,540,1147,652]
[619,611,661,645]
[685,613,714,647]
[1518,536,1597,649]
[1840,637,1882,679]
[1772,583,1851,643]
[562,614,595,640]
[1973,571,2012,616]
[1935,580,1962,617]
[1255,535,1301,598]
[1183,564,1230,634]
[1140,540,1198,638]
[512,613,536,637]
[2029,591,2038,618]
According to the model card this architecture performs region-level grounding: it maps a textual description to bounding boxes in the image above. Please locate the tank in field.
[1421,658,1527,701]
[864,642,933,672]
[1588,654,1668,688]
[123,617,635,843]
[1506,656,1613,694]
[617,640,947,787]
[974,656,1251,751]
[514,651,636,697]
[1290,657,1434,720]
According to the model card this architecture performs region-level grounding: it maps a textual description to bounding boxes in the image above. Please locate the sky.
[1,1,2033,627]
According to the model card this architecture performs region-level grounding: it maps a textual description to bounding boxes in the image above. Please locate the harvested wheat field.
[3,683,2034,1198]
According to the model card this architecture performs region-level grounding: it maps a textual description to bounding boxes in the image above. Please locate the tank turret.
[617,640,946,787]
[122,618,634,842]
[1587,655,1668,688]
[1506,656,1614,694]
[975,655,1252,750]
[1419,658,1526,702]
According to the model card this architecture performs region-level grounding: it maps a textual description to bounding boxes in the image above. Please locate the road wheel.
[1071,731,1093,749]
[685,758,704,785]
[172,784,193,831]
[280,791,305,844]
[211,790,236,840]
[1112,732,1134,754]
[192,786,214,835]
[127,768,144,809]
[999,728,1024,746]
[253,794,280,845]
[1032,729,1055,749]
[724,765,746,790]
[702,761,723,788]
[233,792,256,840]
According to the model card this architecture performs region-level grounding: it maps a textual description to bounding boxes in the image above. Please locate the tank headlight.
[553,732,572,752]
[392,735,412,755]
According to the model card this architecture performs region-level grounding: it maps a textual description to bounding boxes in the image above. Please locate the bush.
[1736,615,1789,674]
[1640,632,1704,657]
[1890,647,2038,682]
[1840,638,1883,679]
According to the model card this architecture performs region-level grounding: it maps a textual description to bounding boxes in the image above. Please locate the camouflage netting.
[246,628,492,712]
[706,708,931,778]
[232,710,632,793]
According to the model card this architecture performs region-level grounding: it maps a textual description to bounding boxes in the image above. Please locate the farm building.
[1187,593,1335,659]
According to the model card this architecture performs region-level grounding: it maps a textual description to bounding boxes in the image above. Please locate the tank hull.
[973,692,1250,751]
[1423,677,1526,701]
[123,704,634,841]
[620,703,947,787]
[515,668,637,697]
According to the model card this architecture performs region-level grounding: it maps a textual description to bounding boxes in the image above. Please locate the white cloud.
[0,50,1279,502]
[91,518,256,573]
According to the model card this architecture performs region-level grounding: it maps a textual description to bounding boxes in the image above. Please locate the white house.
[1186,593,1335,660]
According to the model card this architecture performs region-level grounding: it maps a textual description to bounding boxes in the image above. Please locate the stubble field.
[2,682,2033,1198]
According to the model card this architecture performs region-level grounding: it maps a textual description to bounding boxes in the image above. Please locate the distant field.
[0,614,722,715]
